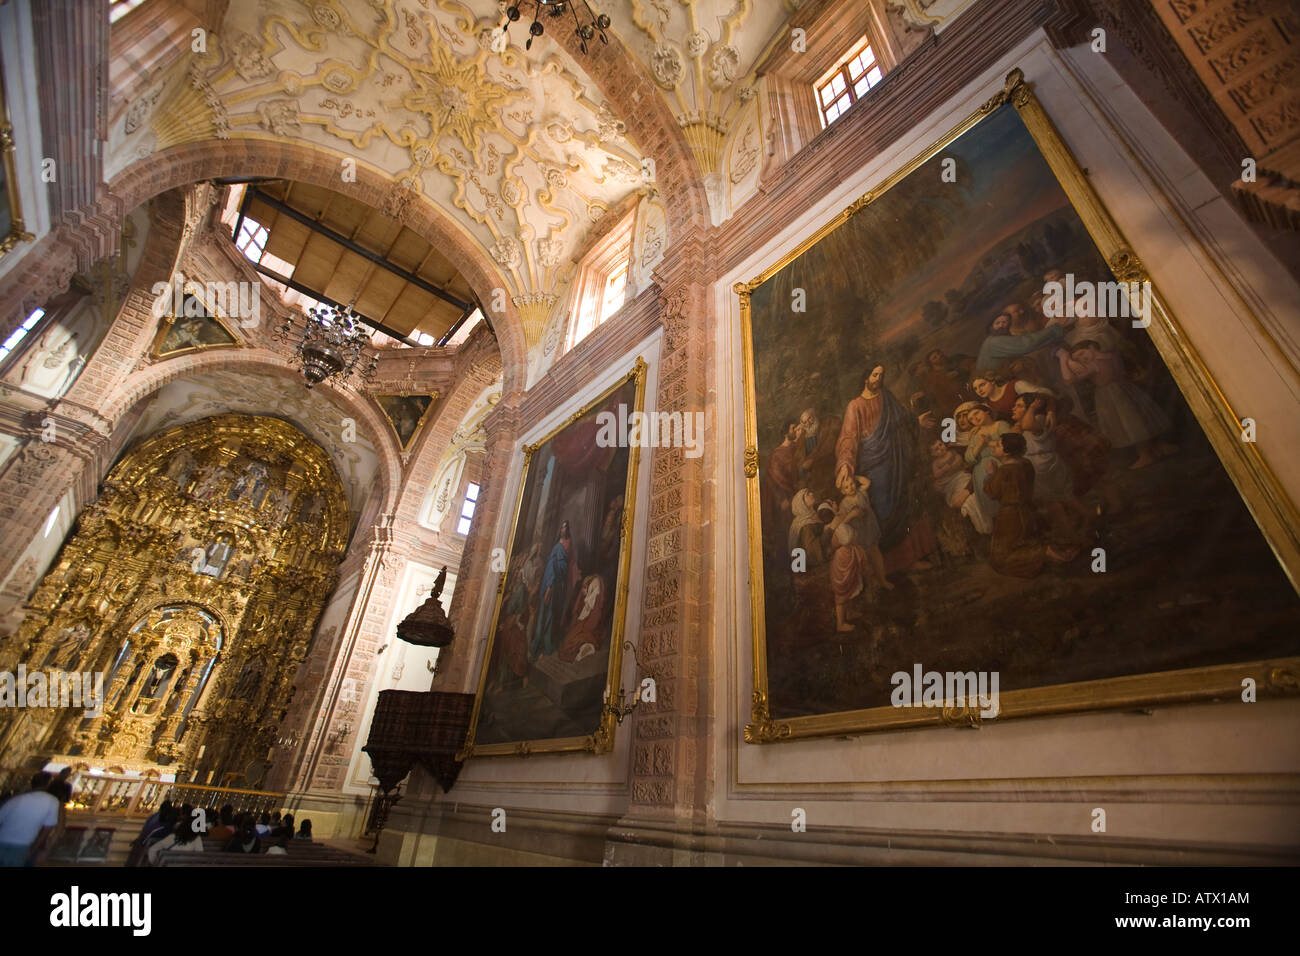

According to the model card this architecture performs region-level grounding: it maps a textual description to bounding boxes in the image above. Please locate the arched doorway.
[0,414,351,785]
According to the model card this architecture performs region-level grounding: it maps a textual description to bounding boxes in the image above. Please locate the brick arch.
[105,138,530,395]
[551,28,710,241]
[105,349,405,514]
[392,330,504,525]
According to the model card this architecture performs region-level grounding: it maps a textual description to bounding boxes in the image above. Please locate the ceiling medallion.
[498,1,612,54]
[274,303,378,389]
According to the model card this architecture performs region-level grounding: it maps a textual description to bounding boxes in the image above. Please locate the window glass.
[457,482,480,535]
[0,308,46,362]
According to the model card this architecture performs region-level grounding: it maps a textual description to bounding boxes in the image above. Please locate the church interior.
[0,0,1297,868]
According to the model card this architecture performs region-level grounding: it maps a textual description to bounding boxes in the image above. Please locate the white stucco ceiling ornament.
[651,43,684,87]
[490,236,522,269]
[536,237,563,270]
[613,0,799,176]
[707,44,741,90]
[594,103,626,143]
[885,0,978,32]
[104,0,651,353]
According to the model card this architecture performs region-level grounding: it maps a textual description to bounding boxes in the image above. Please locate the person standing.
[0,773,61,867]
[793,408,841,501]
[835,362,940,574]
[531,521,578,660]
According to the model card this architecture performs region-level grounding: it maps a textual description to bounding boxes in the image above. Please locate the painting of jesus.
[740,92,1300,739]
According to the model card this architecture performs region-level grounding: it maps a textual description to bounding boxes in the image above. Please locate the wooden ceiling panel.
[354,215,402,252]
[355,282,405,328]
[239,180,474,344]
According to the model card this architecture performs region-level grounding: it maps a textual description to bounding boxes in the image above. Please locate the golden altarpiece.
[0,414,350,785]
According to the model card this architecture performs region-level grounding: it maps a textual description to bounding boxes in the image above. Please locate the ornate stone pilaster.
[433,391,523,693]
[297,518,404,793]
[607,228,716,863]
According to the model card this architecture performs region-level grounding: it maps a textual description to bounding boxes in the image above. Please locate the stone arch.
[106,138,529,394]
[58,188,189,416]
[106,349,404,515]
[551,28,711,242]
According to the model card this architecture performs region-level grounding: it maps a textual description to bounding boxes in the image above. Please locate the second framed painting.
[461,358,647,757]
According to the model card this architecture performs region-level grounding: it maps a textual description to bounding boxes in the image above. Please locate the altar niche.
[0,414,351,784]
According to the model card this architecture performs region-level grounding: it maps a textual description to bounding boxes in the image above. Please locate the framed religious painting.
[373,392,438,452]
[738,69,1300,744]
[151,285,242,359]
[461,358,647,757]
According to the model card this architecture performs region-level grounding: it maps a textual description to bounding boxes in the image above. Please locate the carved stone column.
[296,521,406,793]
[606,228,716,864]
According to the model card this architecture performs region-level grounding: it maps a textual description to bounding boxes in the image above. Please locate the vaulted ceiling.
[604,0,797,175]
[109,1,655,316]
[104,1,841,350]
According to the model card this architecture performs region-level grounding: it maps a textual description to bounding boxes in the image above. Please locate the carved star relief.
[399,46,514,154]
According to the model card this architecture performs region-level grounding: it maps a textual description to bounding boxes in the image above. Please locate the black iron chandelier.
[501,1,612,53]
[274,302,378,389]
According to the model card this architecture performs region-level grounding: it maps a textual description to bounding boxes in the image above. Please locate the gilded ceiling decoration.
[107,0,656,348]
[0,415,350,782]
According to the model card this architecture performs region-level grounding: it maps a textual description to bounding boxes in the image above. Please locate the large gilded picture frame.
[738,69,1300,744]
[150,282,244,359]
[461,358,647,758]
[0,48,35,261]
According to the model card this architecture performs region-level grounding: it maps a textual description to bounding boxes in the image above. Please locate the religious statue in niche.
[265,486,295,523]
[163,449,196,489]
[232,659,262,701]
[42,623,93,670]
[297,493,324,524]
[193,540,233,578]
[192,464,231,501]
[131,654,179,717]
[228,460,270,506]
